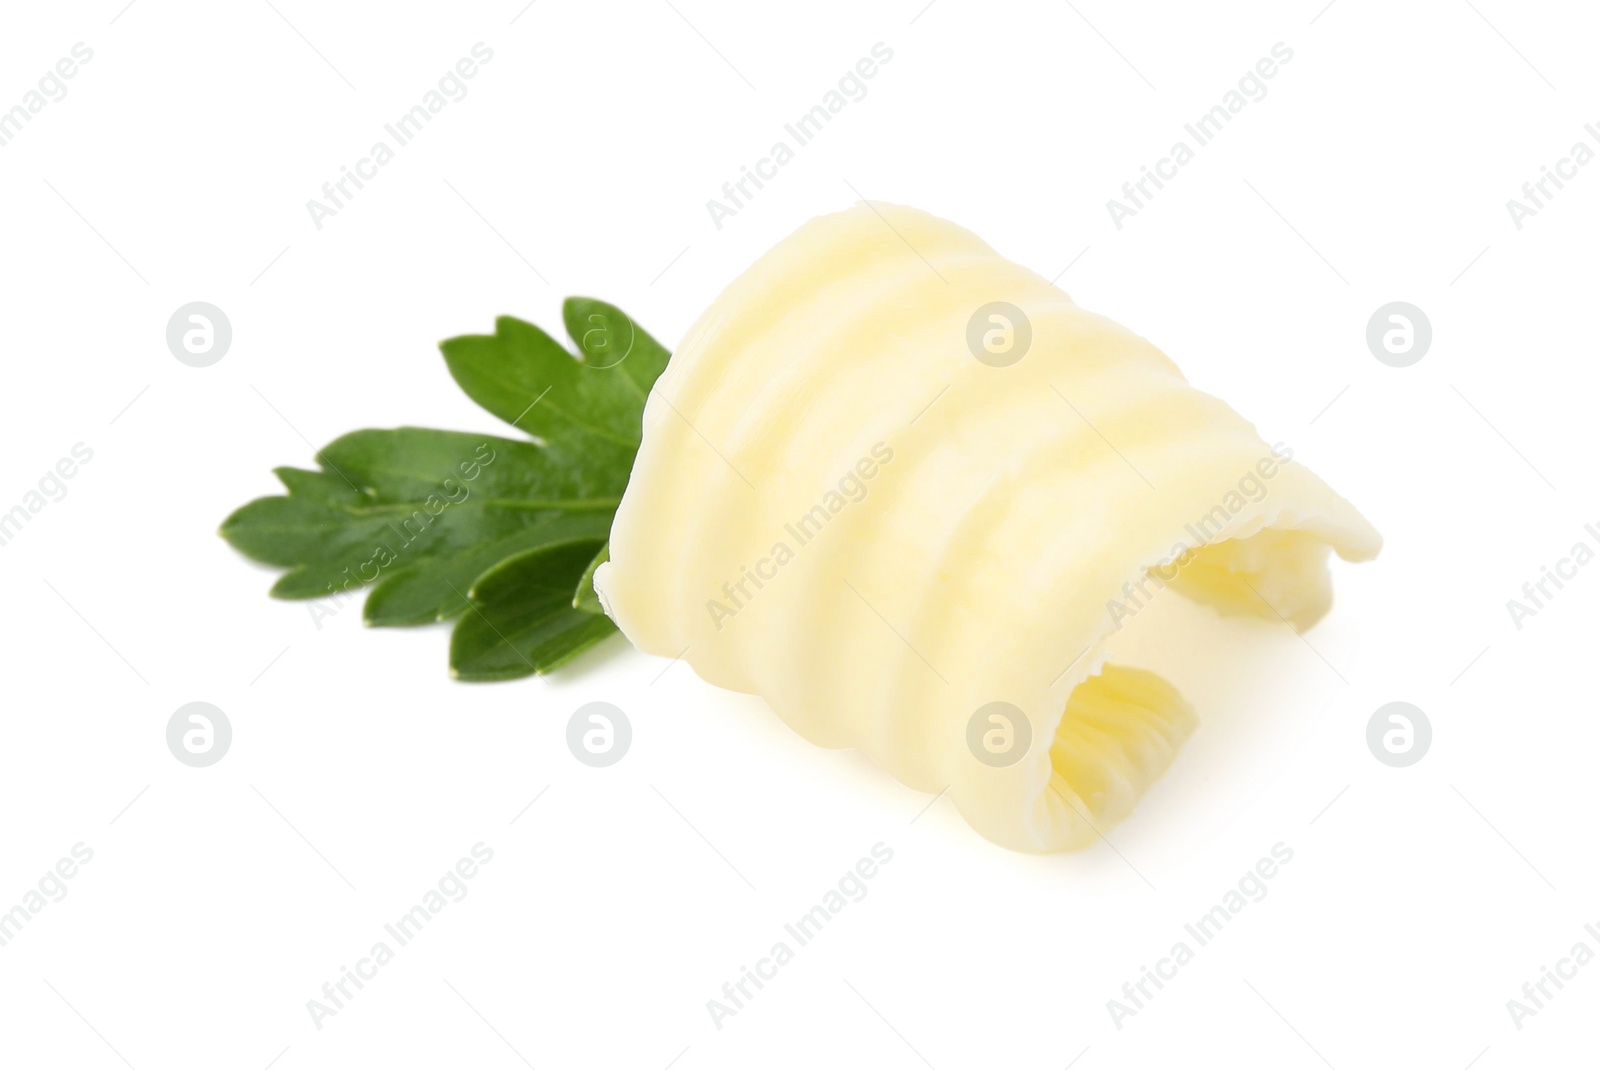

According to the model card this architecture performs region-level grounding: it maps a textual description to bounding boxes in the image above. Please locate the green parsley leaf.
[450,538,615,680]
[219,298,667,679]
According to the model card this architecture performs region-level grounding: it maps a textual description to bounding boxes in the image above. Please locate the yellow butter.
[596,203,1380,852]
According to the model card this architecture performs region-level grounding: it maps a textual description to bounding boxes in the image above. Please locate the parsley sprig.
[220,298,667,680]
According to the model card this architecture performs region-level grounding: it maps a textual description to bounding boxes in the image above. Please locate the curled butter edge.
[595,202,1381,853]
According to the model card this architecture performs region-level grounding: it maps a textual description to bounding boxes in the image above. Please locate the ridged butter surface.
[596,203,1381,852]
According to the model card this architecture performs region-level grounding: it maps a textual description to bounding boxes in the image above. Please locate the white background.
[1,0,1596,1067]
